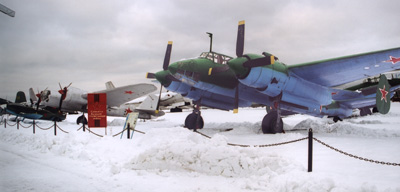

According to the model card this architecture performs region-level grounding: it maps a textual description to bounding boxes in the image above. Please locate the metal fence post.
[127,123,130,139]
[308,128,313,172]
[54,121,57,136]
[33,120,35,134]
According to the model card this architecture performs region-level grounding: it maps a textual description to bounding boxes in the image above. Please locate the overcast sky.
[1,0,400,101]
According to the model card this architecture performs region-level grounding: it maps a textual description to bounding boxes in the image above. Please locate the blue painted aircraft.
[0,91,66,122]
[147,20,400,134]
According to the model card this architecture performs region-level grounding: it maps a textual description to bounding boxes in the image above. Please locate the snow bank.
[293,118,400,137]
[129,130,302,178]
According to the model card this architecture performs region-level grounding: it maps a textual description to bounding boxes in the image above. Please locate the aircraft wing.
[95,83,157,107]
[288,47,400,87]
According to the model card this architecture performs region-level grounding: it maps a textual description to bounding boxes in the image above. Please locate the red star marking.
[379,85,389,103]
[125,91,134,94]
[125,108,133,114]
[384,56,400,64]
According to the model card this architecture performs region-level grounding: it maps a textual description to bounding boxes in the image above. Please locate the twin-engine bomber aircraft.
[147,20,400,134]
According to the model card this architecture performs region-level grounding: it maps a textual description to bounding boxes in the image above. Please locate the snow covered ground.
[1,103,400,192]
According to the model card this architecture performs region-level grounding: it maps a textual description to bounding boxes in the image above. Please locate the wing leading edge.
[95,83,157,107]
[288,47,400,87]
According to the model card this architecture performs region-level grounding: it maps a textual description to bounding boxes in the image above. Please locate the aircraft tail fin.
[29,88,37,104]
[105,81,115,90]
[376,75,391,114]
[15,91,27,103]
[136,94,165,117]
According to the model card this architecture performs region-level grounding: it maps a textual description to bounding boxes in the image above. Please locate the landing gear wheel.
[359,107,372,116]
[170,107,183,113]
[372,107,379,113]
[261,111,283,134]
[76,115,87,125]
[333,116,342,123]
[184,113,204,130]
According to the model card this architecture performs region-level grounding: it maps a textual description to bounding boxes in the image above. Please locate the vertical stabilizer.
[376,75,391,114]
[137,94,158,110]
[105,81,116,90]
[29,88,37,103]
[15,91,27,103]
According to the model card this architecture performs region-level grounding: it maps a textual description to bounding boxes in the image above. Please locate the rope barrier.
[85,128,104,137]
[77,126,83,131]
[313,137,400,166]
[112,128,128,137]
[56,124,69,133]
[194,130,308,148]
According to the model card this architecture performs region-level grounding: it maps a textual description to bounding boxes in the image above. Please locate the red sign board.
[88,93,107,128]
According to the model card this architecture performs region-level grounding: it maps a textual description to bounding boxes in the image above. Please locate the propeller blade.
[233,85,239,114]
[236,20,245,57]
[163,41,173,70]
[146,72,156,79]
[208,65,230,76]
[243,56,275,68]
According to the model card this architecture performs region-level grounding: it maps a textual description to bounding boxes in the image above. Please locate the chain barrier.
[6,120,18,126]
[2,118,399,167]
[36,123,54,130]
[313,137,400,166]
[19,122,33,129]
[194,130,308,148]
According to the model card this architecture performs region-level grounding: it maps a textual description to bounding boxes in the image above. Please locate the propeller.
[208,20,245,76]
[58,83,72,111]
[147,41,176,114]
[236,20,245,57]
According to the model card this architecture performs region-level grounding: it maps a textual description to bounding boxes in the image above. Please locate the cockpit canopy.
[199,52,233,65]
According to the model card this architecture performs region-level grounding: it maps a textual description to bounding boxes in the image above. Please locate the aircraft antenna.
[206,32,213,52]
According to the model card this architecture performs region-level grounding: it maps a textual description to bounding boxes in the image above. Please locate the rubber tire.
[184,113,204,130]
[170,107,183,113]
[76,115,88,125]
[262,111,283,134]
[359,108,372,116]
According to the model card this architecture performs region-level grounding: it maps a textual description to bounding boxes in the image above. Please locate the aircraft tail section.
[15,91,27,103]
[376,75,391,114]
[136,94,165,117]
[105,81,116,90]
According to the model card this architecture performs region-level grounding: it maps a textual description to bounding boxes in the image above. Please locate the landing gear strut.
[262,110,283,134]
[184,102,204,130]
